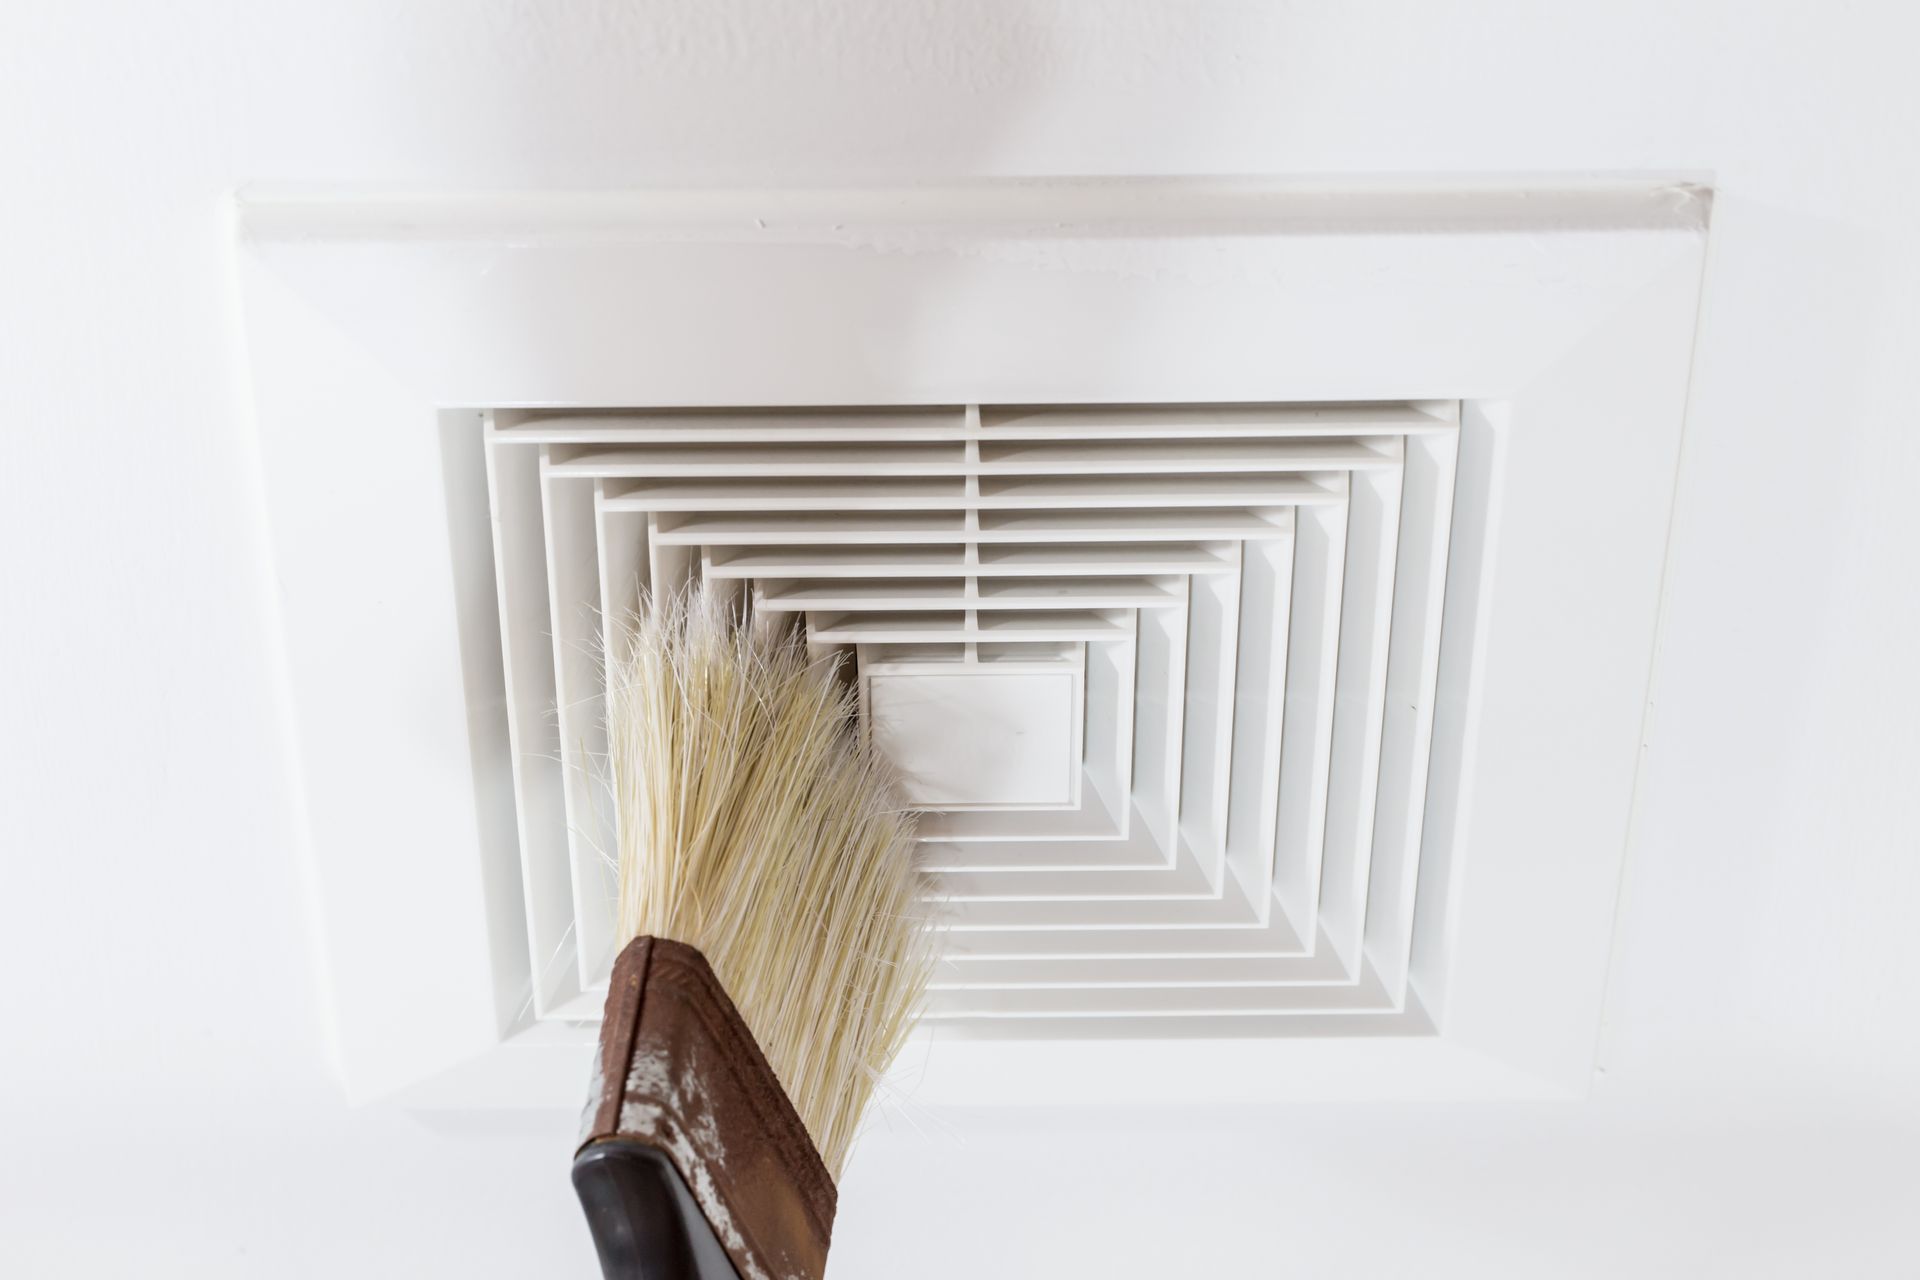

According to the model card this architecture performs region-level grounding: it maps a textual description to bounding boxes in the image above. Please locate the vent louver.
[484,402,1460,1030]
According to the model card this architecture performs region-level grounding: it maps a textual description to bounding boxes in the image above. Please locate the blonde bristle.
[607,585,936,1180]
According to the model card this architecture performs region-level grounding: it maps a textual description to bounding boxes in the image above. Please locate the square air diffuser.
[238,179,1709,1107]
[482,401,1455,1030]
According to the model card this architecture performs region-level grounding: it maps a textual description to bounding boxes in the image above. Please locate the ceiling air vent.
[243,182,1706,1097]
[483,400,1460,1030]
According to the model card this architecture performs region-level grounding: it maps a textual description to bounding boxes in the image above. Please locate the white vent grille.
[484,402,1460,1030]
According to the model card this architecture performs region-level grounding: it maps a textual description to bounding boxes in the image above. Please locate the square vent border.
[236,179,1710,1108]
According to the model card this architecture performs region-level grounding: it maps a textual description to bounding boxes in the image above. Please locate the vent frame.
[236,180,1709,1107]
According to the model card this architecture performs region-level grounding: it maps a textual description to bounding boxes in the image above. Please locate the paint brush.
[572,587,934,1280]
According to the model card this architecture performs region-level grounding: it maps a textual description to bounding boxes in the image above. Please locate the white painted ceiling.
[2,3,1917,1277]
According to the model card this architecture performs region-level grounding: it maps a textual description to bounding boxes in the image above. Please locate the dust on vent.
[482,402,1460,1032]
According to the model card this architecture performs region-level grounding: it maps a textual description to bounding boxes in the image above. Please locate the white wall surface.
[2,3,1916,1276]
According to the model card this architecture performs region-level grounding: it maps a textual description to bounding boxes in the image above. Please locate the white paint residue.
[578,1056,605,1144]
[625,1045,674,1100]
[615,1044,800,1280]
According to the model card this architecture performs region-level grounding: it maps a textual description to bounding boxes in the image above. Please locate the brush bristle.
[607,586,935,1180]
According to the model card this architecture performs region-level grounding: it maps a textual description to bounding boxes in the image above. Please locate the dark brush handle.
[572,1139,742,1280]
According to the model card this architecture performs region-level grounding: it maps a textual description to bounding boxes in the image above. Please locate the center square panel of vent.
[484,401,1460,1029]
[863,658,1084,809]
